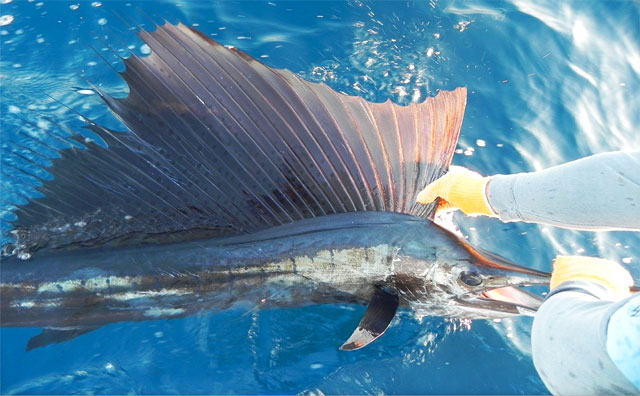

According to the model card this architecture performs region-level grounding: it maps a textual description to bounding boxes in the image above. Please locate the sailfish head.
[395,223,550,320]
[438,244,550,318]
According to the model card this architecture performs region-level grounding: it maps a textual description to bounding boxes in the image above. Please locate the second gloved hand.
[416,166,496,217]
[551,256,633,300]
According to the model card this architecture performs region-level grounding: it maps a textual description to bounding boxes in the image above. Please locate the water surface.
[1,1,638,394]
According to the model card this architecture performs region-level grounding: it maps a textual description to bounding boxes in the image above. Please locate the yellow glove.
[551,256,633,300]
[416,166,496,217]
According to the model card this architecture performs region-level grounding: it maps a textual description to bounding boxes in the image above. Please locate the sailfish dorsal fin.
[7,22,466,256]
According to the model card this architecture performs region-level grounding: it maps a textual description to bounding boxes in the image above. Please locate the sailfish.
[0,22,549,351]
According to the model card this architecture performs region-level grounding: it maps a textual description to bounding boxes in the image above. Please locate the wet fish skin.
[0,212,548,334]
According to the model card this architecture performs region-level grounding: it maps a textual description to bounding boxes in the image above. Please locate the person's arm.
[488,151,640,230]
[531,256,639,395]
[417,151,640,231]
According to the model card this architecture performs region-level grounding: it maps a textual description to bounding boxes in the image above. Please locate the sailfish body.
[0,22,549,350]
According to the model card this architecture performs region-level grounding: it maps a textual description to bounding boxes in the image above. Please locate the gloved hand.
[416,166,496,217]
[551,256,633,300]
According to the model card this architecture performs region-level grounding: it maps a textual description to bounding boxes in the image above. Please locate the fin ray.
[182,27,338,216]
[133,29,294,224]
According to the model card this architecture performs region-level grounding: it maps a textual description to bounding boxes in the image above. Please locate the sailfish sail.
[6,22,467,257]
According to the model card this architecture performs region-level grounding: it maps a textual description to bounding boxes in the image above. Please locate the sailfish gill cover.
[4,22,466,259]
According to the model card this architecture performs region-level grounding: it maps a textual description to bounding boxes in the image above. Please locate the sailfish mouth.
[464,247,551,316]
[479,286,545,316]
[456,284,547,318]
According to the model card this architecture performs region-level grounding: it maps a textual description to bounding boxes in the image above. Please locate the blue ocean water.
[1,0,639,394]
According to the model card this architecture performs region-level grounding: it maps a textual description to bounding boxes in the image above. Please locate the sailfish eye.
[460,271,482,287]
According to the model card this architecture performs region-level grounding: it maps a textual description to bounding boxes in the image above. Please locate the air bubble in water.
[17,252,31,260]
[0,15,14,26]
[453,21,471,32]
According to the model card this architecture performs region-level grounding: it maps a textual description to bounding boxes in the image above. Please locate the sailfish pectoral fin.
[26,326,101,351]
[339,286,399,351]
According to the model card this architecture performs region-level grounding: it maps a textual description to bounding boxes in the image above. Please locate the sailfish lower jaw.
[479,286,544,316]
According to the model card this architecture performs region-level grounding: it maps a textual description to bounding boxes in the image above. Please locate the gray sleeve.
[486,151,640,231]
[531,284,639,394]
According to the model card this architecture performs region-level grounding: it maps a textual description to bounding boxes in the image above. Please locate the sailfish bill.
[1,22,550,351]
